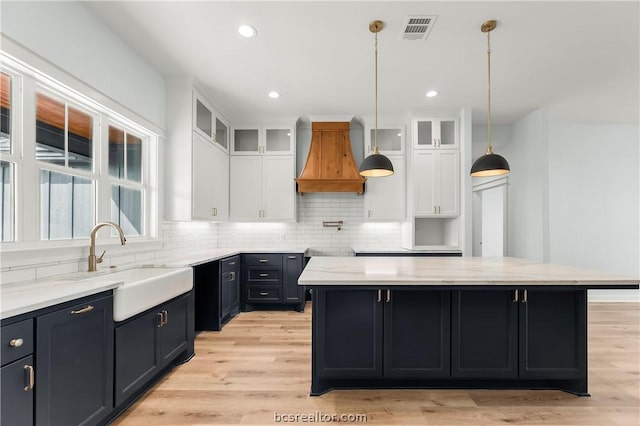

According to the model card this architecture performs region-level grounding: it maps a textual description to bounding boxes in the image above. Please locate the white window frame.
[0,53,160,249]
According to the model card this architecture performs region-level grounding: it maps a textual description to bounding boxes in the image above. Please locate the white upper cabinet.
[192,131,229,220]
[165,79,229,222]
[193,90,229,153]
[414,150,459,217]
[364,155,406,221]
[364,125,405,154]
[413,118,458,149]
[231,126,295,155]
[229,155,296,222]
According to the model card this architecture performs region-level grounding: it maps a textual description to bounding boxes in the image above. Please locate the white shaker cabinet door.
[364,155,405,220]
[230,156,263,221]
[192,132,217,220]
[263,156,296,221]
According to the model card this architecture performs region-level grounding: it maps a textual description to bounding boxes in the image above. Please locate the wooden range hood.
[295,122,365,195]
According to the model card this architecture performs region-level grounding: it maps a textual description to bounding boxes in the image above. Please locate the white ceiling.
[84,1,639,125]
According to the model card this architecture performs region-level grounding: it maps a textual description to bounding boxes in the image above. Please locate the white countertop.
[351,247,462,254]
[298,256,640,287]
[1,247,308,320]
[1,274,123,320]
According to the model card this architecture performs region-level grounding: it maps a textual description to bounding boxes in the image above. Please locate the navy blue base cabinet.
[1,318,35,426]
[36,294,114,426]
[241,253,305,312]
[195,256,240,331]
[311,286,588,396]
[114,292,192,407]
[314,288,450,382]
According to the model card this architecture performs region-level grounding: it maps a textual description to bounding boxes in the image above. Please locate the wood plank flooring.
[112,302,639,425]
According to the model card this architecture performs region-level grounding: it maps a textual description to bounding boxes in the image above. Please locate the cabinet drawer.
[221,255,240,272]
[243,254,282,266]
[1,319,34,366]
[247,268,281,283]
[247,287,282,302]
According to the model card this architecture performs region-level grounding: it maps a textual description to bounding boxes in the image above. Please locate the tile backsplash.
[1,194,401,285]
[218,193,402,256]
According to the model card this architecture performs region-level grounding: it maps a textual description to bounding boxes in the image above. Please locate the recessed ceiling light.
[426,90,438,98]
[268,91,280,99]
[238,25,257,38]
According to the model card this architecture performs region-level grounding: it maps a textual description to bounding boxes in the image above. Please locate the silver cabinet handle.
[377,289,382,303]
[259,273,269,277]
[513,289,519,303]
[157,312,164,327]
[259,259,269,263]
[288,256,297,259]
[24,365,34,391]
[71,305,94,315]
[230,271,236,281]
[9,338,24,348]
[228,261,236,266]
[386,289,391,303]
[259,291,269,296]
[522,289,528,303]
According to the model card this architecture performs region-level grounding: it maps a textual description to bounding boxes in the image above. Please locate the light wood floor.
[113,302,639,425]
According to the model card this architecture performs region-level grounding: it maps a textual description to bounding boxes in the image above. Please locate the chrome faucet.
[88,222,126,272]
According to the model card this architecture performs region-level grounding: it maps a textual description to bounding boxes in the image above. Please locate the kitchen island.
[298,256,639,396]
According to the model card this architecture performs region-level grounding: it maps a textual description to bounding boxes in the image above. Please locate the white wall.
[548,124,639,301]
[473,111,639,301]
[499,108,549,262]
[1,1,165,130]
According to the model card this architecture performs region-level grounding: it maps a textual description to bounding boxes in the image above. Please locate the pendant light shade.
[470,20,510,178]
[359,20,394,178]
[470,150,510,177]
[359,148,394,177]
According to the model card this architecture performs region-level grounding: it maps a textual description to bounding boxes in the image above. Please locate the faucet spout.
[88,222,126,272]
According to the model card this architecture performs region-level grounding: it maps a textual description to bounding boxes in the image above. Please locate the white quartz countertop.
[1,274,123,320]
[153,247,308,267]
[298,256,640,287]
[1,247,308,320]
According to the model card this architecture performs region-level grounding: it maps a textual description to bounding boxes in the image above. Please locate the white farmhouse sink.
[110,267,193,321]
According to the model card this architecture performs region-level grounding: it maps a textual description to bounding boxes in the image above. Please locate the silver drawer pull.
[259,273,269,277]
[157,312,164,327]
[9,338,24,348]
[259,292,269,296]
[24,365,35,391]
[259,259,269,263]
[228,261,236,266]
[288,256,297,259]
[71,305,94,315]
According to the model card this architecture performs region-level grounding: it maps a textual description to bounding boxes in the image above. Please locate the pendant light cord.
[486,27,493,154]
[374,30,379,154]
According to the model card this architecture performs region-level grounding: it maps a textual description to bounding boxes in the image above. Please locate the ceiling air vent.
[400,15,437,41]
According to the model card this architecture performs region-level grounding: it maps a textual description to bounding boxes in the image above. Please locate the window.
[1,161,13,241]
[109,124,145,237]
[40,169,93,240]
[36,92,93,171]
[1,70,17,241]
[0,54,158,246]
[1,72,11,154]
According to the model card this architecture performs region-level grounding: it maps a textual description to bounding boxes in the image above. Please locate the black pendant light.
[359,20,394,178]
[470,20,510,177]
